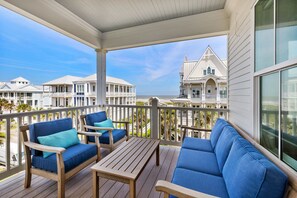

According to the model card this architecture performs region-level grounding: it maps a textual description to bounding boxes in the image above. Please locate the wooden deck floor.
[0,145,179,198]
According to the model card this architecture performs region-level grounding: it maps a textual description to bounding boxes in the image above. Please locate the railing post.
[151,98,159,140]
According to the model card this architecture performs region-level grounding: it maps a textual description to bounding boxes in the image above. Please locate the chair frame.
[80,113,129,151]
[20,125,102,198]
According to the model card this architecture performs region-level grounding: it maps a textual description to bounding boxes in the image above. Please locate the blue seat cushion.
[182,137,213,152]
[210,118,229,148]
[176,148,221,176]
[85,112,107,132]
[170,168,229,198]
[32,144,97,173]
[29,118,73,156]
[223,139,288,198]
[88,129,126,144]
[214,126,240,171]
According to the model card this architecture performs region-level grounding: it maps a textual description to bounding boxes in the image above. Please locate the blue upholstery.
[32,143,97,173]
[85,112,126,144]
[176,148,221,176]
[29,118,73,156]
[85,112,107,132]
[223,139,288,198]
[210,118,229,148]
[169,122,288,198]
[214,126,240,171]
[182,137,213,152]
[170,168,229,198]
[88,129,126,144]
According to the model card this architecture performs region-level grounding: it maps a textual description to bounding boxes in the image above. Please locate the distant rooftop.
[74,74,133,86]
[43,75,82,85]
[11,77,30,82]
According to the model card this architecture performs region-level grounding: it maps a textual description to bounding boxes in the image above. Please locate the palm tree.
[16,103,32,113]
[160,109,177,141]
[0,98,9,114]
[4,102,15,113]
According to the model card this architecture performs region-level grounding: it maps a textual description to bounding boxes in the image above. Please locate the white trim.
[254,58,297,77]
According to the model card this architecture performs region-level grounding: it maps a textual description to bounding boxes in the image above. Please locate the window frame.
[253,0,297,165]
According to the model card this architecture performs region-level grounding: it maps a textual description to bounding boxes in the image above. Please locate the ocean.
[136,95,178,102]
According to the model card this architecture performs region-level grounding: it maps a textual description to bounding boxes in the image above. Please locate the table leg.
[129,180,136,198]
[156,144,160,166]
[93,171,99,198]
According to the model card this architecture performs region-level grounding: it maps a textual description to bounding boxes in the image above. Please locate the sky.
[0,6,227,96]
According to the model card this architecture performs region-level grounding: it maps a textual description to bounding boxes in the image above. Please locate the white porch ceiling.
[56,0,226,32]
[1,0,230,50]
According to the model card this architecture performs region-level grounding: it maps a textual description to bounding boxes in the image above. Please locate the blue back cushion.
[37,128,80,158]
[223,139,288,198]
[214,126,239,171]
[85,111,107,132]
[210,118,229,148]
[29,118,73,156]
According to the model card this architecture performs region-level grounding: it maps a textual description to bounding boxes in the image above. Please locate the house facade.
[73,74,136,106]
[173,46,227,108]
[0,77,48,109]
[43,75,81,108]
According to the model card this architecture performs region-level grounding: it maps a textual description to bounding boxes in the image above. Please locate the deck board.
[0,145,179,198]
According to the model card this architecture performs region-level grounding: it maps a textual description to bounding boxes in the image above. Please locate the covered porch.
[0,0,297,197]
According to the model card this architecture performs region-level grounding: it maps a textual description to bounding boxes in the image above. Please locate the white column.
[96,49,107,105]
[217,83,220,102]
[187,85,191,99]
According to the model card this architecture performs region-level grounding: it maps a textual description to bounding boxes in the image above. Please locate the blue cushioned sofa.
[80,111,129,151]
[156,119,288,198]
[20,118,101,198]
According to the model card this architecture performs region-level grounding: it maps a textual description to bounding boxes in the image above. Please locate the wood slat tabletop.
[92,137,160,181]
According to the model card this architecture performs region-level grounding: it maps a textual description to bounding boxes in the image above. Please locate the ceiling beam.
[1,0,102,49]
[102,9,230,51]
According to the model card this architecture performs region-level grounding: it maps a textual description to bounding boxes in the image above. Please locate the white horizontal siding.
[228,0,256,136]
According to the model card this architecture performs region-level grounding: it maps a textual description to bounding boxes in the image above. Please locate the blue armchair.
[20,118,101,198]
[80,111,129,151]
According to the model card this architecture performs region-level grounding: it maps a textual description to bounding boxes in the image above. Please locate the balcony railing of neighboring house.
[0,101,228,180]
[51,92,73,97]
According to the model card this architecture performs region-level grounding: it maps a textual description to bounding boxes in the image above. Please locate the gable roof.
[43,75,82,85]
[183,46,227,81]
[74,74,133,86]
[0,83,43,92]
[11,77,30,82]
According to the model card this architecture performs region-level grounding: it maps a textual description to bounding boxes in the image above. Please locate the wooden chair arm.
[155,180,217,198]
[23,141,65,154]
[77,131,102,137]
[179,125,212,132]
[83,125,113,131]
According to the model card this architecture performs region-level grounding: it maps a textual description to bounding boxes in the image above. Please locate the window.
[255,0,297,170]
[207,67,211,74]
[106,86,109,92]
[212,69,215,75]
[93,85,95,92]
[203,70,206,75]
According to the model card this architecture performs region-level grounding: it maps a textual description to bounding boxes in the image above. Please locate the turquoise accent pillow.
[37,128,80,158]
[94,118,114,133]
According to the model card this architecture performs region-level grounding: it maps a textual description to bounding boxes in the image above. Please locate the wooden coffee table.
[92,137,160,198]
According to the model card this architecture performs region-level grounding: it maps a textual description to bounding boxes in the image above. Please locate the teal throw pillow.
[37,128,80,158]
[94,118,114,133]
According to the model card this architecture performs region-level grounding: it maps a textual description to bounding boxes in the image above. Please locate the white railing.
[0,100,228,179]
